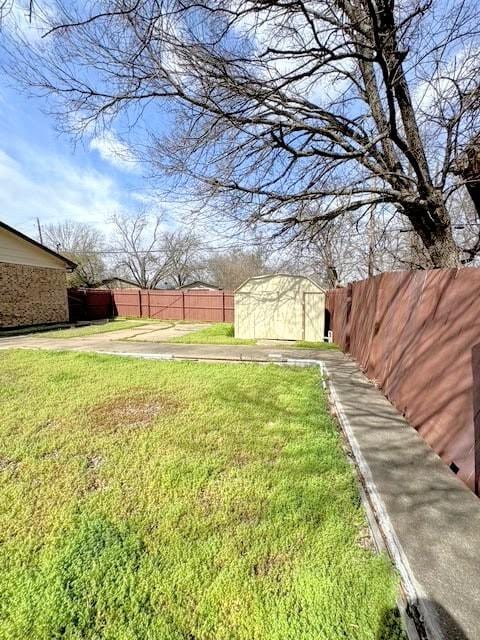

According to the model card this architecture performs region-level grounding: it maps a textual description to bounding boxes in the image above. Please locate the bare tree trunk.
[424,229,459,268]
[405,200,459,268]
[326,265,339,289]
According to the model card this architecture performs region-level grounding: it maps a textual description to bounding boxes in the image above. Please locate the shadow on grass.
[377,601,469,640]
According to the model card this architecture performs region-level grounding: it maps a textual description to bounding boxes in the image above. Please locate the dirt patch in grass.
[84,473,106,493]
[40,449,60,460]
[251,551,292,577]
[231,451,252,467]
[197,481,262,525]
[88,390,181,432]
[357,523,375,551]
[197,485,217,514]
[86,454,103,470]
[0,457,19,473]
[34,418,60,433]
[82,455,105,493]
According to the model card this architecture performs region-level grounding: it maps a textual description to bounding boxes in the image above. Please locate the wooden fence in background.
[68,288,234,323]
[67,289,113,322]
[112,289,234,322]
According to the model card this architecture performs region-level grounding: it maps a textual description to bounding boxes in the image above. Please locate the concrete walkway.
[1,335,479,638]
[324,357,480,640]
[0,331,334,362]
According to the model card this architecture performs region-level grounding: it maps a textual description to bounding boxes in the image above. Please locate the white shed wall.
[235,275,325,341]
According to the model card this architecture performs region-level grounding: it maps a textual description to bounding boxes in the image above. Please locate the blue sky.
[0,1,220,246]
[0,75,158,240]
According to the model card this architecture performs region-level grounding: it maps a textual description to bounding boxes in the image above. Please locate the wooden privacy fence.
[68,288,234,323]
[68,289,113,322]
[112,288,234,322]
[326,268,480,495]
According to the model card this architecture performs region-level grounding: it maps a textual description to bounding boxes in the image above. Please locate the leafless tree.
[4,1,480,268]
[0,1,11,23]
[111,211,170,289]
[0,0,34,24]
[283,205,434,285]
[286,218,368,287]
[205,248,272,290]
[161,230,204,287]
[449,184,480,265]
[43,220,106,287]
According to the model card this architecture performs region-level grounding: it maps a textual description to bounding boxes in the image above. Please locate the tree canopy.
[4,0,480,268]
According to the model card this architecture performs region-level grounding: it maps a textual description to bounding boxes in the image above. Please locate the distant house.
[177,280,220,290]
[95,277,141,289]
[0,220,76,328]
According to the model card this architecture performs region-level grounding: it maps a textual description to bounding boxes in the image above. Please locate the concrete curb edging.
[280,358,424,639]
[321,362,427,640]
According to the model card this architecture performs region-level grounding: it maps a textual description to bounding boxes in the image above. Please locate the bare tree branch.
[4,0,480,267]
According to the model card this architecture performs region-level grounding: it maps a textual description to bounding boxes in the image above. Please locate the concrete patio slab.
[123,323,209,342]
[0,322,209,349]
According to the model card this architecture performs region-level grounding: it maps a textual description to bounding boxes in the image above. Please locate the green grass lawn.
[168,323,339,349]
[293,340,339,350]
[0,350,404,640]
[38,319,148,339]
[168,322,256,345]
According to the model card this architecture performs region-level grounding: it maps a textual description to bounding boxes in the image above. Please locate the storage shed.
[234,274,325,341]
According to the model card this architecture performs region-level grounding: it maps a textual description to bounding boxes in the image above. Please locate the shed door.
[254,292,303,340]
[304,292,325,342]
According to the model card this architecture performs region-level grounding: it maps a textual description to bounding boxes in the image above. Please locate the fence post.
[344,283,352,352]
[138,289,142,318]
[147,289,151,319]
[182,291,185,320]
[222,291,225,322]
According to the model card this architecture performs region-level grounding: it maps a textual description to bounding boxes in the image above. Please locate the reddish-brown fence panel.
[184,290,234,322]
[68,289,113,322]
[144,291,186,321]
[109,288,234,322]
[327,268,480,494]
[110,289,142,318]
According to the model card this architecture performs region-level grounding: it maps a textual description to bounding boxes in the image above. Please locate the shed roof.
[0,220,77,270]
[234,273,325,293]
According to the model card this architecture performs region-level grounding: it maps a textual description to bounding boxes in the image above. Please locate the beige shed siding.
[235,274,325,341]
[0,226,66,269]
[304,292,325,341]
[0,262,69,328]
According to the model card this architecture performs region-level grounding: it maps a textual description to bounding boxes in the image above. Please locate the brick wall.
[0,262,69,328]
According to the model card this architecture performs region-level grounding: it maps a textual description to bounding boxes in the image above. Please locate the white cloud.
[3,0,48,43]
[89,132,138,172]
[0,147,125,236]
[412,45,480,112]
